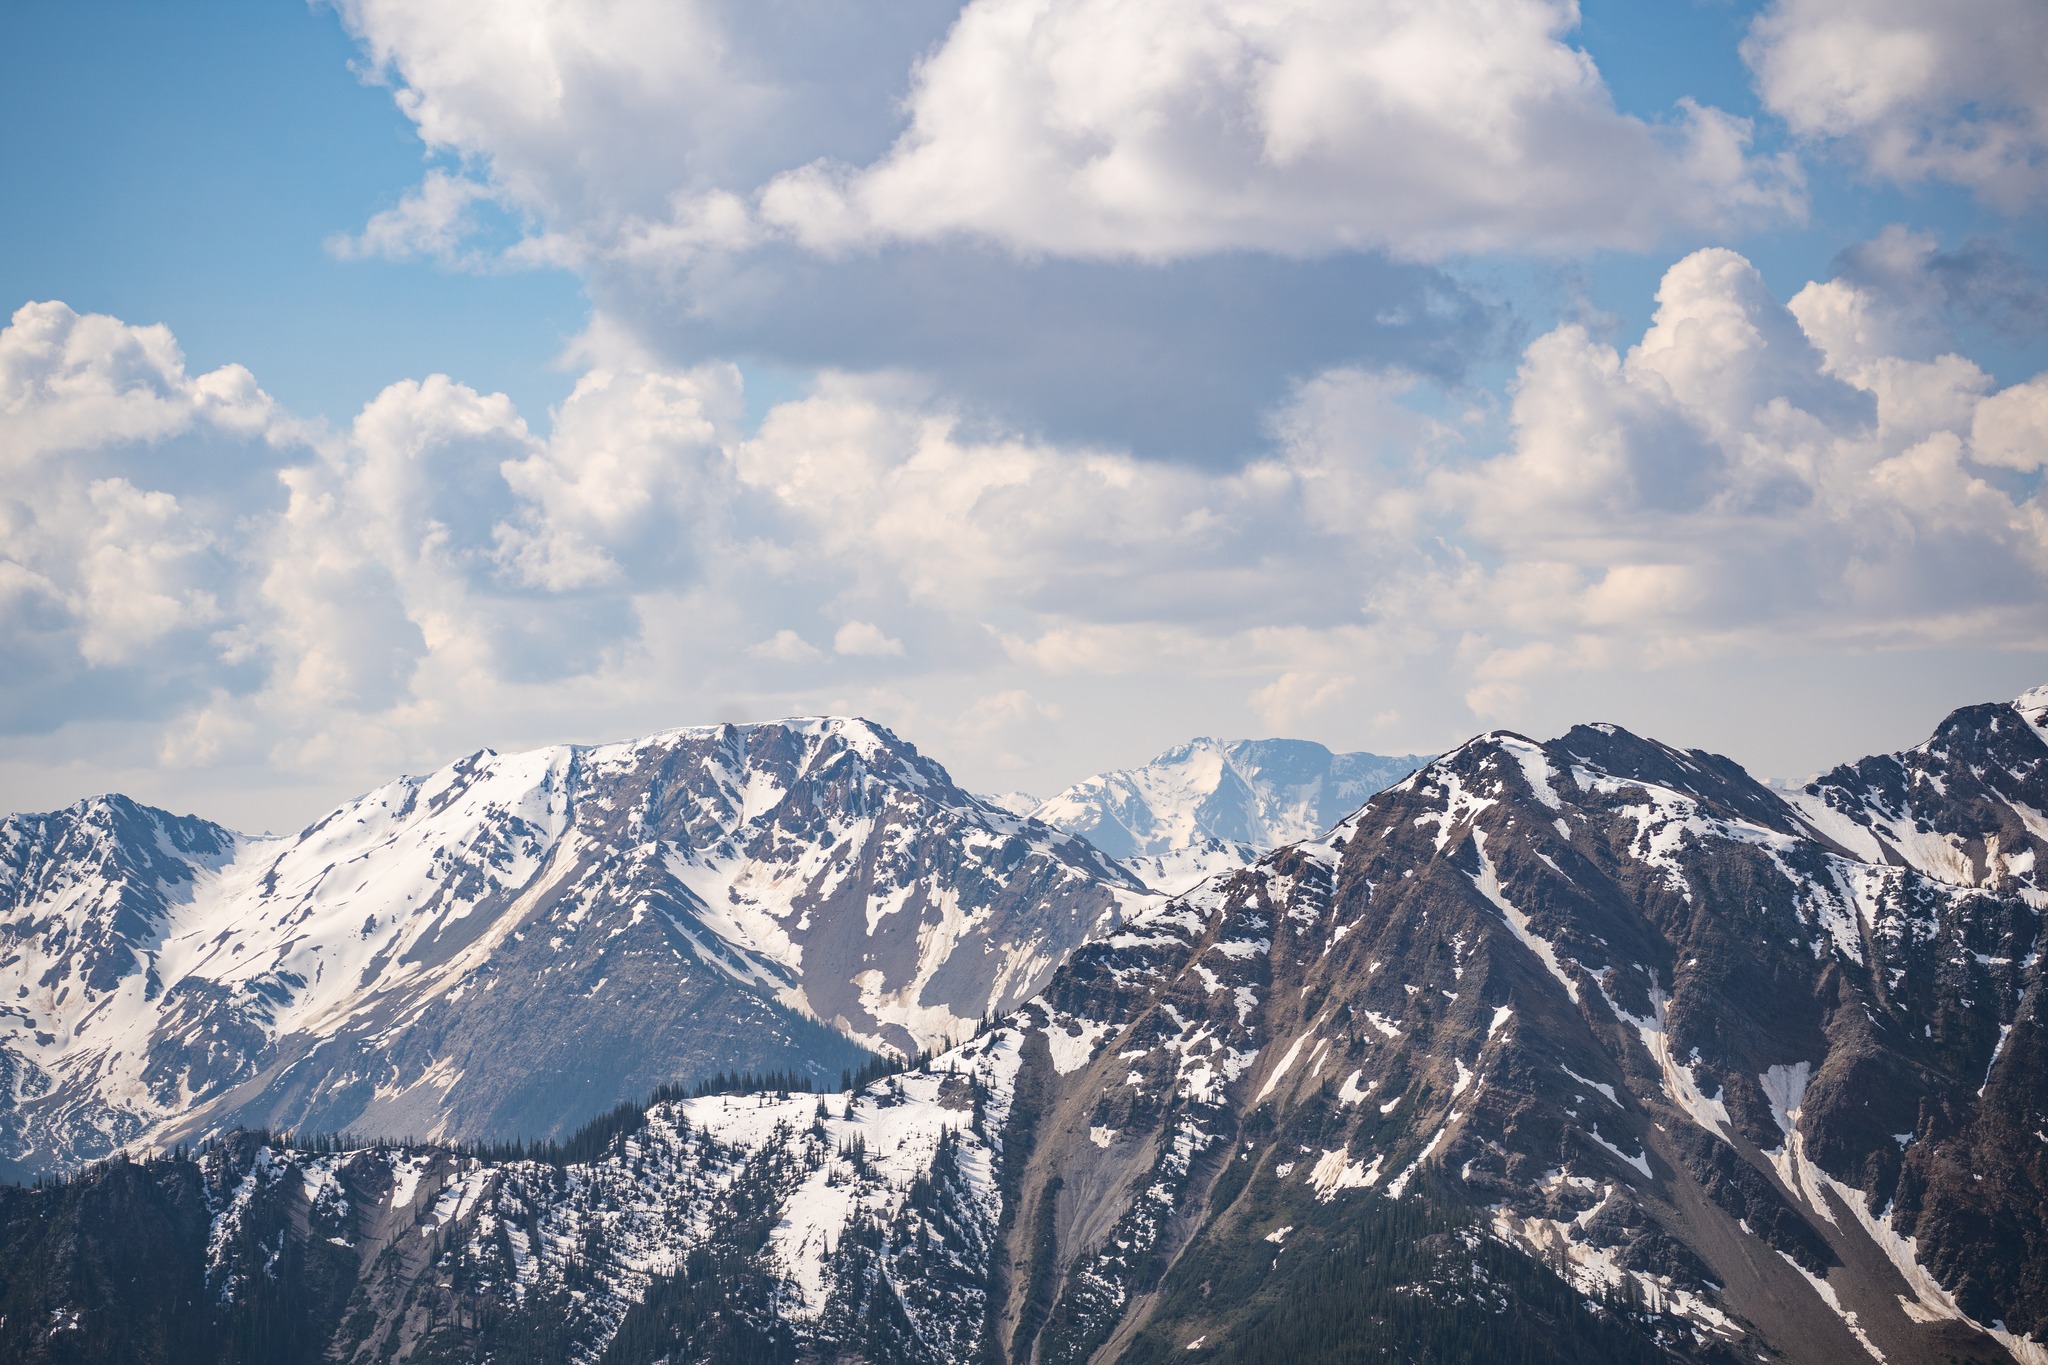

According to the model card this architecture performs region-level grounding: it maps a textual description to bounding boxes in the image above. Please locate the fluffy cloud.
[331,0,760,235]
[1975,379,2048,472]
[327,169,499,266]
[329,1,1513,463]
[334,0,1797,267]
[764,0,1798,260]
[0,300,280,461]
[1813,227,2048,362]
[0,302,293,721]
[1745,0,2048,207]
[749,628,821,663]
[493,362,737,591]
[833,621,905,657]
[1429,245,2048,683]
[326,0,956,259]
[0,300,728,777]
[733,375,1333,622]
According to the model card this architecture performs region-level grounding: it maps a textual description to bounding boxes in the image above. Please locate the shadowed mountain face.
[1029,737,1431,892]
[0,718,1148,1179]
[2,693,2046,1365]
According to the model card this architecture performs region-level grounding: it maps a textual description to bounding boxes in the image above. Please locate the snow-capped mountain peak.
[1028,735,1430,891]
[0,716,1149,1178]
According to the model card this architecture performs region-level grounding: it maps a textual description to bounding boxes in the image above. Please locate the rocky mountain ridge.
[2,691,2045,1364]
[0,717,1148,1179]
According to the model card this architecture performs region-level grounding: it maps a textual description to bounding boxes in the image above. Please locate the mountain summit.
[0,717,1147,1178]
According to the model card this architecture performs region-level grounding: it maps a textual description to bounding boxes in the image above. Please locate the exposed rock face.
[962,698,2047,1364]
[1030,737,1430,892]
[0,718,1147,1178]
[4,693,2047,1365]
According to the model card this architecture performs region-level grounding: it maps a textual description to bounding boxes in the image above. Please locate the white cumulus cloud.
[749,629,822,663]
[327,168,499,265]
[764,0,1800,260]
[332,0,1797,269]
[833,621,906,657]
[1429,244,2048,660]
[0,302,294,684]
[331,0,764,234]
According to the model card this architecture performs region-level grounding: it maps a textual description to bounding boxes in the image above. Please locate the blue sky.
[3,0,2046,828]
[0,0,585,422]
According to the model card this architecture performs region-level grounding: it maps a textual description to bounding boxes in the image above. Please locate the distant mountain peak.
[1029,734,1432,891]
[2011,682,2048,731]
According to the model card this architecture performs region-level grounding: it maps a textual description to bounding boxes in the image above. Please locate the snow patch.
[1498,737,1562,810]
[1308,1148,1382,1198]
[1560,1065,1619,1109]
[1775,1251,1886,1361]
[1491,1210,1741,1343]
[1470,831,1579,1005]
[1586,1125,1652,1179]
[1256,1034,1310,1103]
[1615,990,1730,1141]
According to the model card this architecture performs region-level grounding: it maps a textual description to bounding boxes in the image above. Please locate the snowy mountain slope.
[8,692,2048,1365]
[222,1029,1027,1365]
[0,795,246,1166]
[1030,737,1430,891]
[1788,685,2048,897]
[980,790,1042,818]
[0,718,1149,1178]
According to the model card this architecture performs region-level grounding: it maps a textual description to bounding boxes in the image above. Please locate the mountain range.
[2,690,2046,1364]
[0,722,1426,1182]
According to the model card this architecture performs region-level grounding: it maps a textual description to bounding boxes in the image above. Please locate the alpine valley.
[4,690,2048,1365]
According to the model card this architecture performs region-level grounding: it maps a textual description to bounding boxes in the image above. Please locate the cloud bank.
[6,236,2043,817]
[315,0,1812,464]
[8,0,2044,822]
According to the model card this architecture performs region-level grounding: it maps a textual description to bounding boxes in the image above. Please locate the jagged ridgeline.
[4,690,2048,1364]
[0,717,1148,1180]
